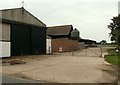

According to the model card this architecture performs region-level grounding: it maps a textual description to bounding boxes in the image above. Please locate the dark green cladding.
[11,24,46,56]
[11,24,31,56]
[31,26,46,55]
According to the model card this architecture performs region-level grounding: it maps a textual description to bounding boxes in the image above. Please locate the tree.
[108,15,120,46]
[100,40,107,44]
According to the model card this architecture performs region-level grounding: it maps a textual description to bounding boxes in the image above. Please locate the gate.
[73,47,102,57]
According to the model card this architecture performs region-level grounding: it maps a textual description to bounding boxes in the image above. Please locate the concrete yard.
[0,47,118,83]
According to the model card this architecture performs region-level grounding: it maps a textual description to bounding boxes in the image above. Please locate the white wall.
[46,39,52,54]
[0,23,2,41]
[0,23,11,57]
[0,42,10,58]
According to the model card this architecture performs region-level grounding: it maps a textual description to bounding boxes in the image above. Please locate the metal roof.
[47,25,73,36]
[0,7,46,27]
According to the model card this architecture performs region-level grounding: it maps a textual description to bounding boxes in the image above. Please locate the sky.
[0,0,119,43]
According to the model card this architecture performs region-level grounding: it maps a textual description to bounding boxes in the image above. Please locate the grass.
[105,48,120,66]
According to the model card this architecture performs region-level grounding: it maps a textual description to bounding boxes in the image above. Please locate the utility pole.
[86,48,87,56]
[72,40,74,56]
[100,45,102,57]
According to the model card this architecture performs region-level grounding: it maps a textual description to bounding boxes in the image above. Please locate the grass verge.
[105,48,120,66]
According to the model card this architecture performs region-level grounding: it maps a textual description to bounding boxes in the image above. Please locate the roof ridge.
[48,25,72,28]
[0,7,46,26]
[0,7,23,11]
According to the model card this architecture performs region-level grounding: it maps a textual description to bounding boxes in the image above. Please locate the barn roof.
[79,38,96,43]
[47,25,73,36]
[0,7,46,27]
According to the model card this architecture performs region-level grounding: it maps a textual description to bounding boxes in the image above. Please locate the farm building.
[0,7,46,57]
[47,25,82,52]
[79,38,96,47]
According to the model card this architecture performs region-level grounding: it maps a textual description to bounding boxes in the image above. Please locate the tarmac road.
[1,74,118,85]
[1,74,40,83]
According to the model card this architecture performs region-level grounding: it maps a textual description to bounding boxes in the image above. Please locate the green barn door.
[31,26,46,55]
[11,24,31,56]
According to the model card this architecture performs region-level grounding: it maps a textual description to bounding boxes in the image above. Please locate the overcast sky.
[0,0,119,42]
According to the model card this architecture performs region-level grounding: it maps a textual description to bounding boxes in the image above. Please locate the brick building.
[47,25,80,52]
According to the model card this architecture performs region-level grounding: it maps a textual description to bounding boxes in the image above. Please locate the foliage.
[108,15,120,46]
[100,40,107,44]
[105,49,119,66]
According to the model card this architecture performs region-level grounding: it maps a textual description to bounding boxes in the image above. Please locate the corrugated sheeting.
[0,8,47,57]
[0,23,10,57]
[11,24,46,56]
[0,23,10,41]
[0,7,46,27]
[31,26,46,55]
[11,24,31,56]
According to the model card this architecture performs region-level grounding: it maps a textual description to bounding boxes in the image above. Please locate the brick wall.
[51,38,80,52]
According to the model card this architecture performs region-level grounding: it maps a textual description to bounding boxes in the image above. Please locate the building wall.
[0,23,11,57]
[52,38,80,52]
[31,26,46,55]
[0,23,10,41]
[1,8,46,27]
[11,24,31,56]
[11,24,46,56]
[46,39,52,54]
[0,42,10,57]
[0,8,47,57]
[0,22,46,57]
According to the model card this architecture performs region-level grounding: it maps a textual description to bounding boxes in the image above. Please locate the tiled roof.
[47,25,73,36]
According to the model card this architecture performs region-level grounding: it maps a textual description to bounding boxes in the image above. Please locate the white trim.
[46,39,52,54]
[0,41,10,57]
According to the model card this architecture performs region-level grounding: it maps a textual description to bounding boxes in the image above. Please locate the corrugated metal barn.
[0,7,46,57]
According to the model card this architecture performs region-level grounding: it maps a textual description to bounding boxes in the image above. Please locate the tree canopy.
[108,15,120,46]
[100,40,107,44]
